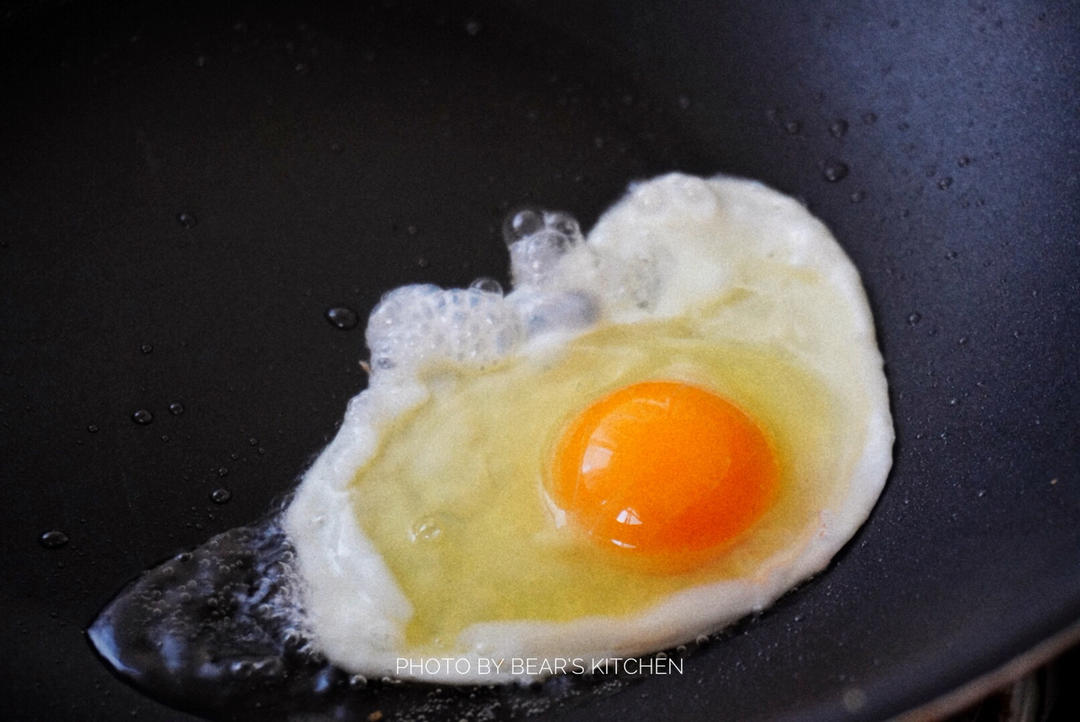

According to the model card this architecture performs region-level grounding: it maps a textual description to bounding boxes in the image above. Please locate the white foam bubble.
[365,284,524,377]
[363,202,674,381]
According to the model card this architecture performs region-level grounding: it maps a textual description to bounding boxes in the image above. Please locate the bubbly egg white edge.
[283,173,895,683]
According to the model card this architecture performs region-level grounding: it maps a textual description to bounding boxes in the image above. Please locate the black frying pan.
[2,0,1078,720]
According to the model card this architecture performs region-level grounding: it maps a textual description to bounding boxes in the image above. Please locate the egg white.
[283,173,893,683]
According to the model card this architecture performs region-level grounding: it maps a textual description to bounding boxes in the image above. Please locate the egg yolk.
[548,381,779,563]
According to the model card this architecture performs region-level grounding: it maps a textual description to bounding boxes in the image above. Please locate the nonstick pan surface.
[2,1,1078,720]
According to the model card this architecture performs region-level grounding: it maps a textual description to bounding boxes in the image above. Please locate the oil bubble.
[470,278,503,295]
[40,530,70,548]
[325,307,359,330]
[503,209,545,245]
[410,515,444,543]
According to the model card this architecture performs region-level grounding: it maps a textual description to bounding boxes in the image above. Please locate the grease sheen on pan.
[283,173,894,683]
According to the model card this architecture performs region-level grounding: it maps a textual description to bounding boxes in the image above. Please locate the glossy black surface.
[1,0,1078,720]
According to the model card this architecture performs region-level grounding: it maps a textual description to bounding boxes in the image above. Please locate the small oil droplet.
[168,401,185,416]
[784,120,802,134]
[210,488,232,504]
[325,307,359,330]
[843,687,867,712]
[907,312,922,325]
[937,176,954,190]
[40,530,70,549]
[131,409,154,425]
[177,212,197,228]
[87,424,99,433]
[861,112,877,125]
[139,343,154,355]
[822,159,849,182]
[829,119,849,138]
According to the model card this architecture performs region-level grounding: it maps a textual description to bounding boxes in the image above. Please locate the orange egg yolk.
[548,381,779,563]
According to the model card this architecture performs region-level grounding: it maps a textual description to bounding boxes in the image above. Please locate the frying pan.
[2,0,1077,719]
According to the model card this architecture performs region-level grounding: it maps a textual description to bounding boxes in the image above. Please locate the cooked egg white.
[283,173,893,683]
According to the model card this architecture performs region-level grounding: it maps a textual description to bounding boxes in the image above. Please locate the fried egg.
[283,173,893,683]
